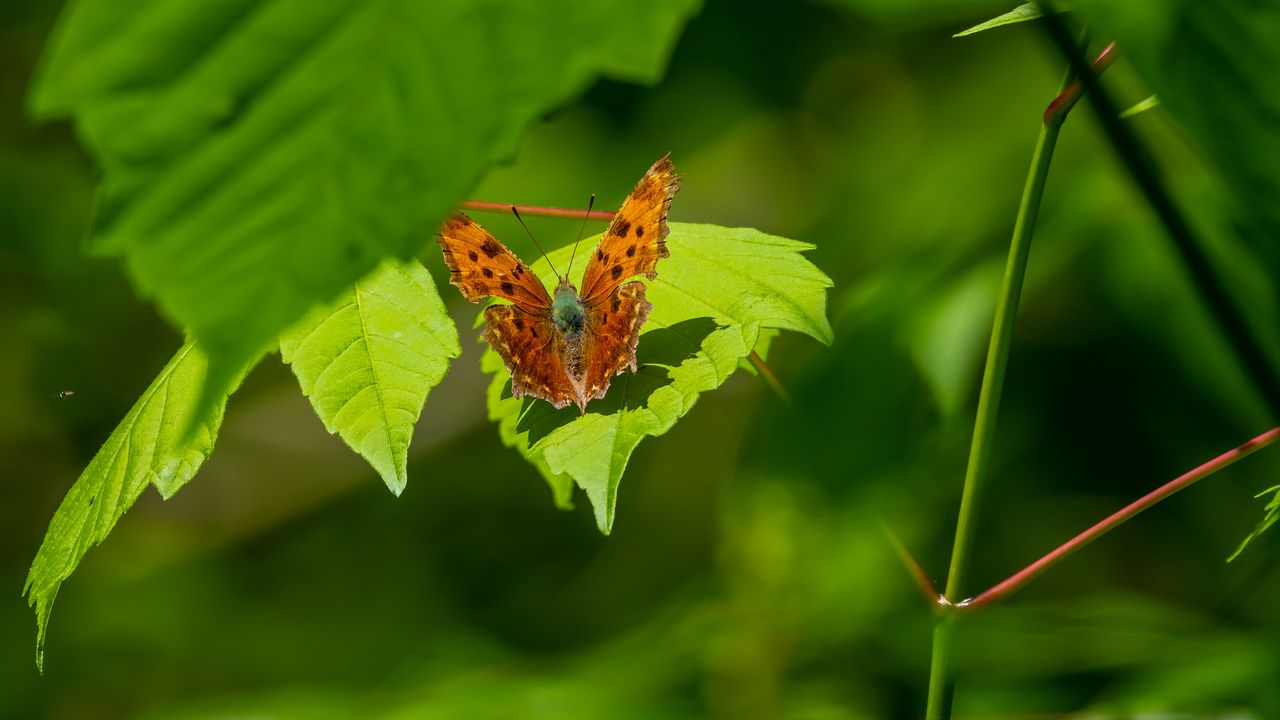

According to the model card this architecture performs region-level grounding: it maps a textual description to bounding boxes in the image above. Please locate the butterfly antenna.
[510,206,561,278]
[565,193,596,279]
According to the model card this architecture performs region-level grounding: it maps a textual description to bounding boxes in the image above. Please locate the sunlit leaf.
[954,3,1044,38]
[23,342,252,670]
[30,0,703,419]
[280,259,460,495]
[481,223,833,533]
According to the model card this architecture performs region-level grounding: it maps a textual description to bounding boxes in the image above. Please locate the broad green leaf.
[954,3,1044,37]
[23,342,251,670]
[30,0,703,420]
[1118,94,1160,119]
[1229,485,1280,562]
[280,259,460,495]
[1070,0,1280,279]
[482,223,833,533]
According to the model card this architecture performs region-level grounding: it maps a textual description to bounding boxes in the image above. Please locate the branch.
[958,425,1280,611]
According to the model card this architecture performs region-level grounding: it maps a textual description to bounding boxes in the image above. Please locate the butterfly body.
[437,155,679,413]
[551,278,587,336]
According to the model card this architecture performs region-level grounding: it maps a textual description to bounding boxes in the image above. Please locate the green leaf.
[280,259,460,495]
[482,223,833,533]
[1229,485,1280,562]
[954,3,1044,37]
[23,342,251,670]
[30,0,702,417]
[1069,0,1280,279]
[1118,94,1160,119]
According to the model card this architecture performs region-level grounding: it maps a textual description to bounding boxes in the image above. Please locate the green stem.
[924,87,1072,720]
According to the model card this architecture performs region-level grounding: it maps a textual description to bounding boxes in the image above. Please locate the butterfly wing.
[579,281,654,404]
[578,154,679,304]
[482,305,581,410]
[436,212,552,312]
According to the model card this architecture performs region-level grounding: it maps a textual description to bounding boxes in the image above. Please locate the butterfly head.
[552,276,585,336]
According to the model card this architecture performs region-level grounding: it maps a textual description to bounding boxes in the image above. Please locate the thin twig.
[957,425,1280,611]
[882,522,947,607]
[1043,42,1118,124]
[461,200,615,222]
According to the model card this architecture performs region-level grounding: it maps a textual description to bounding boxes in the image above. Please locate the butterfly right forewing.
[436,212,552,312]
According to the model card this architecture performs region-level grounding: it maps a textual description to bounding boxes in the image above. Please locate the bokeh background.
[4,1,1279,718]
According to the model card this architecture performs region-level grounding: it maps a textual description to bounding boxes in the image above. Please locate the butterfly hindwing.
[579,281,653,404]
[482,304,580,410]
[436,213,551,312]
[578,154,679,303]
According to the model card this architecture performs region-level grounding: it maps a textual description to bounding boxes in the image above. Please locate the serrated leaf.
[23,342,251,670]
[1119,94,1160,119]
[481,223,833,533]
[30,0,703,420]
[954,3,1044,37]
[280,259,460,495]
[1228,484,1280,562]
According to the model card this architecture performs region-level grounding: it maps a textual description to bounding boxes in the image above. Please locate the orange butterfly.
[436,155,679,412]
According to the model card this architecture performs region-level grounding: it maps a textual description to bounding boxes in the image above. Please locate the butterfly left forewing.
[578,154,679,303]
[436,212,552,312]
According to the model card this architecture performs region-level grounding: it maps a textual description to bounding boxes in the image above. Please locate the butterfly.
[436,154,679,413]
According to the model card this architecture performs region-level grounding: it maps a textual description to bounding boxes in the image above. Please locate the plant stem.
[1039,8,1280,422]
[461,200,615,222]
[924,65,1077,720]
[958,425,1280,611]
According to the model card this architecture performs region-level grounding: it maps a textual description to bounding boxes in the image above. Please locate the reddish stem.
[883,522,948,608]
[461,200,615,222]
[1043,41,1118,125]
[958,425,1280,611]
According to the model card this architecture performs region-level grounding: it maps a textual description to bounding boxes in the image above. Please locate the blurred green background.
[4,1,1280,718]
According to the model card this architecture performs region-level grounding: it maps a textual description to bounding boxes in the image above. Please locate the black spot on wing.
[482,268,493,278]
[468,251,479,262]
[480,238,502,258]
[501,281,514,295]
[612,219,631,237]
[626,244,636,257]
[636,226,645,237]
[611,265,623,280]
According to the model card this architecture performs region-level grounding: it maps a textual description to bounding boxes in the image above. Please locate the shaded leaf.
[954,3,1044,37]
[23,342,251,669]
[30,0,702,418]
[1229,484,1280,561]
[280,259,460,495]
[481,223,833,533]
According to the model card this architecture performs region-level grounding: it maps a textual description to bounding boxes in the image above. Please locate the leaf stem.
[461,200,615,222]
[924,51,1083,720]
[1038,8,1280,422]
[748,350,792,404]
[957,425,1280,611]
